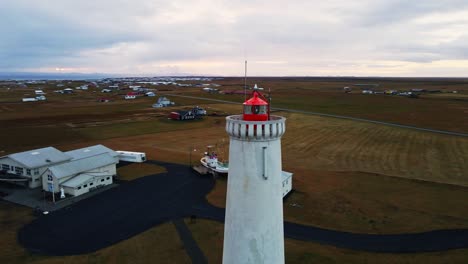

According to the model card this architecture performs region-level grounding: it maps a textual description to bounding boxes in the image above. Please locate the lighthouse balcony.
[226,115,286,141]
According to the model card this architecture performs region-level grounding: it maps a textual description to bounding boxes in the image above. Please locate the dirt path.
[173,219,208,264]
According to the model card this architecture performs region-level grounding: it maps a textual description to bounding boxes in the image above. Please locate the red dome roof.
[243,91,268,106]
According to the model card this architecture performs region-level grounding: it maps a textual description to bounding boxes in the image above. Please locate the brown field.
[1,77,468,263]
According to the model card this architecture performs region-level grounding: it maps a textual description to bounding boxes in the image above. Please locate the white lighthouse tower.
[223,86,286,264]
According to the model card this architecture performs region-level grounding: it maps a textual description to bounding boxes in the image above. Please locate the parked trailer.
[22,98,38,102]
[116,151,146,163]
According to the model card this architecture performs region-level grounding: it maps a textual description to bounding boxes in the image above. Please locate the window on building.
[47,175,53,182]
[106,177,110,180]
[84,184,88,188]
[90,182,94,186]
[1,164,9,171]
[101,179,105,182]
[26,169,31,176]
[78,186,81,190]
[34,168,39,175]
[15,167,24,175]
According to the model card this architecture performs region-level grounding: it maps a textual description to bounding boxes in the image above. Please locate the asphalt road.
[18,161,468,256]
[19,161,215,256]
[164,93,468,137]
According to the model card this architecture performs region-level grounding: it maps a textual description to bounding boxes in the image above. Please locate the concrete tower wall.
[223,115,286,264]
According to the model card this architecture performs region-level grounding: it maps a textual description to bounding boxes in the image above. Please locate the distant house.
[203,87,218,93]
[35,90,45,95]
[169,110,196,120]
[145,92,156,97]
[124,95,136,100]
[101,89,112,93]
[98,98,111,103]
[152,97,173,107]
[63,88,74,94]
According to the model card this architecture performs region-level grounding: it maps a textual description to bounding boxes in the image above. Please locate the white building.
[43,145,119,197]
[152,96,173,107]
[0,145,118,198]
[0,147,72,188]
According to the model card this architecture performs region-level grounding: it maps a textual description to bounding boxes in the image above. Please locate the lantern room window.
[245,105,267,115]
[244,105,252,114]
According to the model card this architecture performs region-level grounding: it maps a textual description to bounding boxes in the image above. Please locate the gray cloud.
[1,0,468,76]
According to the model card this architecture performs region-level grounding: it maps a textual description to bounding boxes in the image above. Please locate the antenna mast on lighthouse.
[244,60,247,102]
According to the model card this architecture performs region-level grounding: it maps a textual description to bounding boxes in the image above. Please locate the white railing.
[226,115,286,141]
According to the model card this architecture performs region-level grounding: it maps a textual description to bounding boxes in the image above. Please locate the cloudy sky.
[1,0,468,76]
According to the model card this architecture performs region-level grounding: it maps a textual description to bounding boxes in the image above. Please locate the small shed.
[281,171,293,197]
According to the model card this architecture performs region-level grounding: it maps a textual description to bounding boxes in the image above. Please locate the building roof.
[65,145,118,160]
[61,174,94,188]
[2,147,71,168]
[61,172,112,188]
[49,153,118,179]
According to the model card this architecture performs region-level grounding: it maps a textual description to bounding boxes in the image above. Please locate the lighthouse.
[223,85,286,264]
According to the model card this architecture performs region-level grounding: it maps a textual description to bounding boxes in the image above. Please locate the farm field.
[1,77,468,263]
[167,77,468,133]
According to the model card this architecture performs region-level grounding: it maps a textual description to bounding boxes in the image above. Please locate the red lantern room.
[243,85,270,121]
